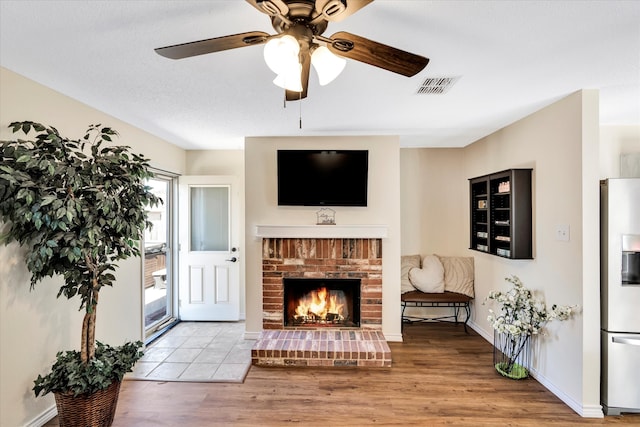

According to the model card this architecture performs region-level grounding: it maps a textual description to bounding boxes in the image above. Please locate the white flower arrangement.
[485,275,577,337]
[484,275,578,379]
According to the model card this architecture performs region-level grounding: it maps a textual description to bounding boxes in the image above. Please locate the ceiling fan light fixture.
[311,45,346,86]
[263,35,300,74]
[273,62,303,92]
[155,0,427,100]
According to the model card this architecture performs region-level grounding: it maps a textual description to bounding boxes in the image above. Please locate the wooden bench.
[401,290,472,333]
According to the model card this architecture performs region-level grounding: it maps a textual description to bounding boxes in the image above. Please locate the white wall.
[580,91,601,418]
[600,125,640,178]
[0,67,186,427]
[244,136,402,341]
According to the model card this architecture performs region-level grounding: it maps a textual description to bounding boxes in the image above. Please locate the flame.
[294,287,346,321]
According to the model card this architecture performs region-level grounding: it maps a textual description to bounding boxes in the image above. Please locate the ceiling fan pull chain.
[299,92,303,129]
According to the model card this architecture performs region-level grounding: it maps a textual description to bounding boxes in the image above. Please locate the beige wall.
[186,150,244,176]
[399,91,601,417]
[400,148,467,256]
[0,67,186,427]
[398,148,469,321]
[244,136,402,341]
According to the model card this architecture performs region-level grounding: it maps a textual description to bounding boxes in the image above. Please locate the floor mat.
[126,321,254,383]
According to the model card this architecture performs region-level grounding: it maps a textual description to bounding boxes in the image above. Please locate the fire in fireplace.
[283,278,361,328]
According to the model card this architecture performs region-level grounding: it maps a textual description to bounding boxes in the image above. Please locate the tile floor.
[127,321,255,383]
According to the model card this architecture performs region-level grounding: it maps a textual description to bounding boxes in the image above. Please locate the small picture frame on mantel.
[316,208,336,225]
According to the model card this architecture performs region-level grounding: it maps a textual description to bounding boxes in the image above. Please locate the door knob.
[226,257,238,262]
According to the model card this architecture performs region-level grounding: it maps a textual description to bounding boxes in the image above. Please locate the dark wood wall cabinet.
[469,168,532,259]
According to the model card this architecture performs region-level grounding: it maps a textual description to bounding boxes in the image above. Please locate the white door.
[178,176,240,321]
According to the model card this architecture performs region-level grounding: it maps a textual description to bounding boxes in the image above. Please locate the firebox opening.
[283,278,361,328]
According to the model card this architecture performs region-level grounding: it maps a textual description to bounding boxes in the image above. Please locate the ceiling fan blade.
[314,0,373,22]
[327,31,429,77]
[245,0,289,16]
[155,31,270,60]
[285,45,311,101]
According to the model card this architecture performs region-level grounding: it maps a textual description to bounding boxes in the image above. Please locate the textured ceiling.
[1,1,638,150]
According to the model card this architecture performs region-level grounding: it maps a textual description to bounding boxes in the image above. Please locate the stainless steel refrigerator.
[600,178,640,416]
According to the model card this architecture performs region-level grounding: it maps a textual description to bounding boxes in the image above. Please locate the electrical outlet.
[556,224,570,242]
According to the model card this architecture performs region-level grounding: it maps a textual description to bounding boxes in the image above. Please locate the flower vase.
[493,330,530,379]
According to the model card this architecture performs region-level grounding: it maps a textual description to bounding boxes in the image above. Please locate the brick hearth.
[251,329,391,367]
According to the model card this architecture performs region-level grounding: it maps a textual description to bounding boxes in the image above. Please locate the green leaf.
[32,342,143,397]
[0,173,17,184]
[40,195,56,207]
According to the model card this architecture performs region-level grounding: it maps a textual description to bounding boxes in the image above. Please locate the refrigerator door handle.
[612,336,640,346]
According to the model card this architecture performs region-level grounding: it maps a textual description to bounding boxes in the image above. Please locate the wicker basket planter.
[54,380,121,427]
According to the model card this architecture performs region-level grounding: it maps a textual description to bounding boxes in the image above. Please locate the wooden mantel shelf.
[255,224,388,239]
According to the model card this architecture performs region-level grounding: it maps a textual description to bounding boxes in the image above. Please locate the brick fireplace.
[252,232,391,367]
[261,237,383,330]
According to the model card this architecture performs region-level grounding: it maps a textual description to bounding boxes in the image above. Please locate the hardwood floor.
[45,323,639,426]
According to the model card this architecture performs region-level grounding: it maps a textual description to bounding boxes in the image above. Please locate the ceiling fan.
[155,0,429,101]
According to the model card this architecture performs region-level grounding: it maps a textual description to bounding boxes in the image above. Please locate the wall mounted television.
[277,150,369,207]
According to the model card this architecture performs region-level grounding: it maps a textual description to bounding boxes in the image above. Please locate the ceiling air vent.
[417,76,460,94]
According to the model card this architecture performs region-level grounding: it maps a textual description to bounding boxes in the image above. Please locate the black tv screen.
[277,150,368,206]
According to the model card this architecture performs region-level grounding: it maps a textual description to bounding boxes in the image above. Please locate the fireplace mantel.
[255,224,388,239]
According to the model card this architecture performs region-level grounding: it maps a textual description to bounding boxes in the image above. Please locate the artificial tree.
[0,121,159,421]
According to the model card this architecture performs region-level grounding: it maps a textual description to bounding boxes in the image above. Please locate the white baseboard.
[384,332,403,342]
[467,321,604,418]
[468,320,493,343]
[244,331,261,340]
[530,367,604,418]
[25,405,56,427]
[580,404,606,418]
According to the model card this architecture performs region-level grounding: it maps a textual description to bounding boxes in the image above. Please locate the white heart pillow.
[409,254,445,293]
